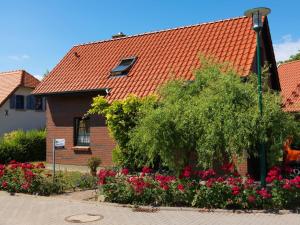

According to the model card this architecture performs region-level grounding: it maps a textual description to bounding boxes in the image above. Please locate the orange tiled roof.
[278,60,300,112]
[0,70,40,106]
[33,16,258,99]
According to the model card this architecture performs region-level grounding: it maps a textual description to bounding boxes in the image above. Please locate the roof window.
[110,57,136,77]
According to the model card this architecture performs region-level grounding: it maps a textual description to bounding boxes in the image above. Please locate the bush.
[98,165,300,209]
[130,61,300,172]
[0,130,46,164]
[87,157,102,176]
[88,95,158,170]
[0,161,97,195]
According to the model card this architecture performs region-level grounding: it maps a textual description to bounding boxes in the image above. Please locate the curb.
[95,201,300,214]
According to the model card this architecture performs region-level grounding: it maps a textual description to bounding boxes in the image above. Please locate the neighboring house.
[33,16,279,174]
[278,60,300,113]
[0,70,46,136]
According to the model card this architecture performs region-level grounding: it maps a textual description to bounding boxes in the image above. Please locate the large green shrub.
[129,61,300,172]
[0,130,46,163]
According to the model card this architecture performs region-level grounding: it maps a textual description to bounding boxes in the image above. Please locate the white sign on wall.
[54,138,65,149]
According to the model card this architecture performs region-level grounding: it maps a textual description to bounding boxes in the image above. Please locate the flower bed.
[0,161,97,195]
[98,165,300,209]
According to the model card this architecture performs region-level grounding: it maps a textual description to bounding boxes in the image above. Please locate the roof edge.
[278,59,300,68]
[33,88,110,96]
[74,16,247,47]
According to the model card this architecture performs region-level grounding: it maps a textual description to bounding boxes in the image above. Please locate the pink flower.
[21,182,30,190]
[121,168,129,175]
[177,184,184,191]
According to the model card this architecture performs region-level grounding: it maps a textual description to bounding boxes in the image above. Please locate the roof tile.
[278,60,300,112]
[33,16,257,100]
[0,70,40,106]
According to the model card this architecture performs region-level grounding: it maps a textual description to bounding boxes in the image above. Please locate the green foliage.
[88,95,158,169]
[87,156,102,175]
[0,130,46,164]
[278,50,300,64]
[130,61,300,172]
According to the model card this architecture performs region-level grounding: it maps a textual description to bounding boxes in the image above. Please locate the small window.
[26,95,45,111]
[15,95,24,110]
[34,96,44,111]
[74,118,90,146]
[110,57,136,76]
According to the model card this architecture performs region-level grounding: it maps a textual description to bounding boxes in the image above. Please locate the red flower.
[21,182,30,190]
[257,188,272,199]
[36,162,45,169]
[162,184,169,191]
[177,184,184,191]
[0,164,5,170]
[221,163,234,173]
[231,186,240,196]
[1,181,8,189]
[247,195,256,203]
[182,166,192,178]
[0,170,4,178]
[198,169,216,180]
[9,160,17,164]
[206,178,216,188]
[142,166,152,174]
[121,168,129,175]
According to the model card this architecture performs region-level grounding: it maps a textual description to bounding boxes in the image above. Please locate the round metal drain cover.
[65,213,103,223]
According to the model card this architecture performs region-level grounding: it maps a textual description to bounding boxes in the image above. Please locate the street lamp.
[244,7,271,187]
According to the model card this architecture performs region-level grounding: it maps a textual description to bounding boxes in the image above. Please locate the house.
[278,60,300,114]
[33,16,279,174]
[0,70,46,136]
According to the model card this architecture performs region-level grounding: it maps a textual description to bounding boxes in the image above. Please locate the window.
[26,95,45,111]
[74,118,90,146]
[15,95,25,109]
[110,57,136,76]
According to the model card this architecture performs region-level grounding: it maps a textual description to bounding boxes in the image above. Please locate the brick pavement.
[0,192,299,225]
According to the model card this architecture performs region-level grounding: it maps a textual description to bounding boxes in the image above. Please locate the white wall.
[0,87,46,136]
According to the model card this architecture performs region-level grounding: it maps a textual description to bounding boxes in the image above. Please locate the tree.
[279,50,300,64]
[129,61,300,173]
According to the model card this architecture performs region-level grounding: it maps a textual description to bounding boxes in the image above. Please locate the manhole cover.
[65,213,103,223]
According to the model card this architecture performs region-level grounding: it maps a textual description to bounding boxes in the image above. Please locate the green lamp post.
[244,7,271,187]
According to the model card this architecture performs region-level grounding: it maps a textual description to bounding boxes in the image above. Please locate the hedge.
[0,130,46,163]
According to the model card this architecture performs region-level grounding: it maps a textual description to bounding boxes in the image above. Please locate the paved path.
[0,192,299,225]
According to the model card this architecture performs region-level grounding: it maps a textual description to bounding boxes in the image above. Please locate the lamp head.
[244,7,271,30]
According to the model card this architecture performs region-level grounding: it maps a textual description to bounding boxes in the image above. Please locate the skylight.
[111,57,136,76]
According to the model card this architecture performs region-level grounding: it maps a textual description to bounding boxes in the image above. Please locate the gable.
[0,70,40,107]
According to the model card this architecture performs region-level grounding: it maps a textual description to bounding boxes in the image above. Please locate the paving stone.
[0,194,299,225]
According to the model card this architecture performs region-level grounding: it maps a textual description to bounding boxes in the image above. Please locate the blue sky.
[1,0,299,79]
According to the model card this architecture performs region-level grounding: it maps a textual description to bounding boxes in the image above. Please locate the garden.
[98,165,300,210]
[1,61,300,210]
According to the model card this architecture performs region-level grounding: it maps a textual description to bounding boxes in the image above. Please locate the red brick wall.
[46,94,115,166]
